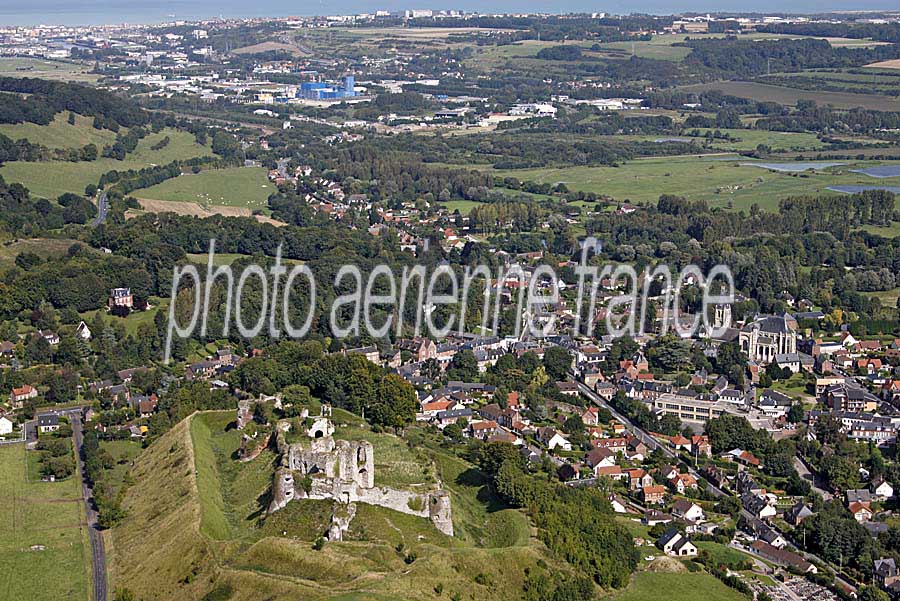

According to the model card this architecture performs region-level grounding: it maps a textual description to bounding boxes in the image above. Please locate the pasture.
[0,444,91,601]
[0,129,212,200]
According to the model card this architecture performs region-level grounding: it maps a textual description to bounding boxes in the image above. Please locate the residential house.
[37,413,59,433]
[785,502,814,526]
[875,558,900,589]
[468,420,499,440]
[644,510,674,526]
[672,473,698,494]
[627,468,654,491]
[725,448,761,468]
[642,485,666,505]
[594,465,626,480]
[555,381,579,397]
[594,437,628,454]
[0,415,14,435]
[608,494,628,514]
[872,479,894,501]
[742,492,776,519]
[745,517,787,549]
[586,447,617,470]
[672,499,704,523]
[758,390,793,418]
[108,287,134,310]
[10,384,37,406]
[396,337,436,362]
[75,321,92,341]
[690,435,712,458]
[849,502,873,523]
[658,528,698,557]
[435,408,474,428]
[538,427,572,451]
[581,406,600,426]
[37,330,59,345]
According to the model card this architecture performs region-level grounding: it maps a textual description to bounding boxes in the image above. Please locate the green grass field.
[483,157,900,212]
[685,128,826,152]
[0,444,91,601]
[0,113,119,150]
[0,57,98,82]
[80,296,169,337]
[0,129,212,200]
[694,541,752,570]
[135,167,272,210]
[610,571,749,601]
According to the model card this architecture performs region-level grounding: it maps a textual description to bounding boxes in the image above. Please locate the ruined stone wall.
[265,415,452,537]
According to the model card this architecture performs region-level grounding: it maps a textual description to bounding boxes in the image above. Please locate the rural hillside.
[108,411,571,601]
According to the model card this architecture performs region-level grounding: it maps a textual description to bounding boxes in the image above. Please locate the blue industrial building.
[298,76,357,100]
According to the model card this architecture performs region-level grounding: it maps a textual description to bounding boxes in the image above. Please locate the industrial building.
[299,76,357,100]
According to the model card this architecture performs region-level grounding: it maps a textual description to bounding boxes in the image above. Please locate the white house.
[872,479,894,501]
[546,432,572,451]
[608,494,628,514]
[0,415,14,435]
[75,321,92,341]
[658,528,698,557]
[672,499,705,523]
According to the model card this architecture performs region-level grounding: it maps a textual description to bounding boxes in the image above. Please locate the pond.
[851,165,900,179]
[741,161,845,172]
[827,185,900,194]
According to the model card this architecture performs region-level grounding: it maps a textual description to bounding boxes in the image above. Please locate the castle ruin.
[266,405,453,540]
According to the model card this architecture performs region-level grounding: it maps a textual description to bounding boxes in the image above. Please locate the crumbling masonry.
[266,405,453,540]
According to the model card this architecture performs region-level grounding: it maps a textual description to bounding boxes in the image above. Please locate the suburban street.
[793,455,833,501]
[573,378,856,593]
[70,413,108,601]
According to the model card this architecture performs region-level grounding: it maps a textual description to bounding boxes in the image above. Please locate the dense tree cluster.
[0,77,149,128]
[682,38,900,77]
[474,442,639,588]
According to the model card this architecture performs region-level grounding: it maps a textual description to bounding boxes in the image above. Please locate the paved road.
[90,191,108,227]
[71,414,108,601]
[793,455,833,501]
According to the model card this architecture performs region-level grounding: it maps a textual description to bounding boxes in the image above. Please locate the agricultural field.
[750,69,900,101]
[0,444,91,601]
[135,166,272,211]
[0,129,212,200]
[678,80,900,111]
[485,157,900,212]
[0,57,98,82]
[0,113,119,150]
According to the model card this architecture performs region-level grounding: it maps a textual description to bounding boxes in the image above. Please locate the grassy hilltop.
[108,411,562,601]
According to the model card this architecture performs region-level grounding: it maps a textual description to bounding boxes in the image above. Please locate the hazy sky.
[0,0,897,26]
